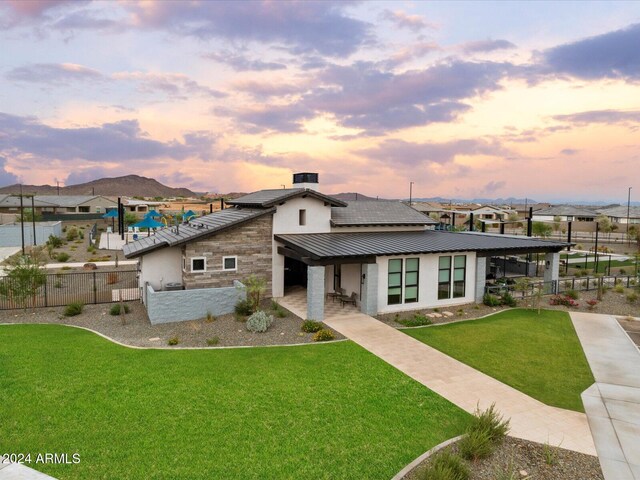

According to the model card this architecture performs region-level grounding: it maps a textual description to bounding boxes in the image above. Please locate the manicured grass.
[0,325,469,479]
[404,309,594,412]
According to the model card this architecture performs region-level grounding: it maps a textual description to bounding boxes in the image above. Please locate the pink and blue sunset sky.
[0,0,639,202]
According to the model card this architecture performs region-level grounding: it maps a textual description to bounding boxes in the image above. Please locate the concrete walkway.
[323,313,596,455]
[570,312,640,480]
[0,462,56,479]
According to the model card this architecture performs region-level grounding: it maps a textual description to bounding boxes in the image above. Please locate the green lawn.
[0,325,469,479]
[404,309,594,412]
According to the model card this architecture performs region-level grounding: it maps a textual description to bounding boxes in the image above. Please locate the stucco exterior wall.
[376,251,477,314]
[183,214,273,295]
[145,281,246,324]
[139,246,183,291]
[0,221,62,247]
[340,263,362,300]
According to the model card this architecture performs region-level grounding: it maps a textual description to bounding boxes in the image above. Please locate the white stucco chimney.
[292,172,319,191]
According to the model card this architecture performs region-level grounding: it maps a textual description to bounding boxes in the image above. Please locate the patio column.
[475,256,487,303]
[544,252,560,294]
[307,265,325,321]
[360,263,378,315]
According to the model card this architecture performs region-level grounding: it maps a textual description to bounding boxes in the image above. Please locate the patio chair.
[340,292,357,308]
[326,287,345,302]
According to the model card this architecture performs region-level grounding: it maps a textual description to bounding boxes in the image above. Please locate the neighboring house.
[122,198,165,213]
[124,173,567,324]
[597,205,640,225]
[0,195,117,215]
[532,205,598,222]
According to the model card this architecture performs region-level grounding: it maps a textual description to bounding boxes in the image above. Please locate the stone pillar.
[544,252,560,294]
[360,263,378,316]
[307,265,325,321]
[475,256,487,303]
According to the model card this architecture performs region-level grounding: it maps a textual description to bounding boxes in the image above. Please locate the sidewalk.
[323,313,596,455]
[571,312,640,480]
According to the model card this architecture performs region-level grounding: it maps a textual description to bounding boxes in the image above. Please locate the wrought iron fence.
[0,269,139,310]
[485,274,638,299]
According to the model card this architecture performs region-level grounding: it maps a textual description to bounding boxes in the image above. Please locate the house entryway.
[279,287,359,321]
[284,257,307,288]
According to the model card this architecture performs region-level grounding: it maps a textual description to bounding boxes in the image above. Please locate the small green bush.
[483,293,501,307]
[457,427,494,461]
[627,291,638,304]
[614,284,625,294]
[246,310,274,333]
[500,292,517,307]
[234,299,253,317]
[56,252,70,263]
[271,300,287,318]
[46,234,63,248]
[313,329,335,342]
[301,320,323,333]
[619,268,627,275]
[64,302,83,317]
[397,313,432,327]
[66,227,79,241]
[109,304,130,315]
[167,336,179,346]
[206,336,220,346]
[423,449,469,480]
[469,404,510,445]
[565,289,580,300]
[206,311,216,322]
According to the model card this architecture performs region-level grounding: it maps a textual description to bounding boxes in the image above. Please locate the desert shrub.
[397,313,432,327]
[65,227,79,241]
[246,310,274,333]
[301,320,323,333]
[614,284,625,294]
[271,300,287,318]
[206,336,220,346]
[469,404,510,445]
[64,302,83,317]
[483,293,501,307]
[500,292,517,307]
[586,299,598,310]
[565,289,580,300]
[56,252,70,262]
[627,292,638,304]
[549,295,579,307]
[87,245,97,253]
[244,274,267,312]
[235,299,253,317]
[313,329,335,342]
[167,336,179,346]
[109,304,130,315]
[423,449,469,480]
[620,268,627,275]
[46,234,63,248]
[457,428,494,461]
[206,311,216,322]
[78,230,84,240]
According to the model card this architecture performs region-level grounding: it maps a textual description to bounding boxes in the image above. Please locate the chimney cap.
[293,172,318,184]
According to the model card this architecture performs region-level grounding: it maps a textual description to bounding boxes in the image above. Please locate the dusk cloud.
[382,10,435,32]
[204,51,287,72]
[0,156,19,186]
[552,109,640,125]
[461,39,517,54]
[5,63,104,84]
[112,72,226,99]
[538,22,640,80]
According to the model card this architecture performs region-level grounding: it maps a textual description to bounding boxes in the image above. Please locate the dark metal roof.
[123,207,274,258]
[225,188,346,208]
[533,205,598,217]
[331,201,438,226]
[275,230,569,260]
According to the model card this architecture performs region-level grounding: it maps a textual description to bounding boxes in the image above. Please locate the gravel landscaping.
[404,436,603,480]
[0,299,343,347]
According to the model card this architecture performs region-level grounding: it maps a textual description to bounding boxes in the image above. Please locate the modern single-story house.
[0,195,117,215]
[597,205,640,225]
[124,173,568,324]
[532,205,598,222]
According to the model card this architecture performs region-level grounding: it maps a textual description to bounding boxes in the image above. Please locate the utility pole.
[19,185,25,255]
[627,187,632,246]
[56,180,60,195]
[409,182,414,206]
[31,194,36,246]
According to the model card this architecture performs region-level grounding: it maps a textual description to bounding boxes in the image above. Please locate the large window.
[404,258,419,303]
[438,255,467,300]
[387,259,403,305]
[438,256,451,299]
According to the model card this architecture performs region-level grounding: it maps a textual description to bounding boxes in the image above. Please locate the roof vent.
[293,172,319,191]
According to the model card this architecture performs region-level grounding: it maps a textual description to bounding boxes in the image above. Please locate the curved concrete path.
[323,313,596,455]
[570,312,640,480]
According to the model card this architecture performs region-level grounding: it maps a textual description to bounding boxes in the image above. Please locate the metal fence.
[486,274,638,298]
[0,269,139,310]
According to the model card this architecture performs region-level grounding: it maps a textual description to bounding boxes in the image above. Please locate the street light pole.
[627,187,632,245]
[409,182,414,206]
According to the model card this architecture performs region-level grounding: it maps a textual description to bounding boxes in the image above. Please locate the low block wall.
[145,281,246,324]
[0,221,62,247]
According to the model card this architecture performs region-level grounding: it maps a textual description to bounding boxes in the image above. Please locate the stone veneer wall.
[182,213,273,295]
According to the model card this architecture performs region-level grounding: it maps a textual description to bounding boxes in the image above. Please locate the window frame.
[404,257,420,303]
[222,255,237,272]
[438,256,451,300]
[298,209,306,226]
[387,259,403,305]
[452,255,466,298]
[190,257,206,273]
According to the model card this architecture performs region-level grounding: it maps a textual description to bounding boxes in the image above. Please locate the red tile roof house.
[124,173,568,324]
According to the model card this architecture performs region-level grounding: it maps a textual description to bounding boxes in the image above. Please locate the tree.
[596,214,613,239]
[552,215,561,237]
[532,221,552,238]
[124,212,138,227]
[15,208,42,223]
[0,253,46,310]
[243,274,267,312]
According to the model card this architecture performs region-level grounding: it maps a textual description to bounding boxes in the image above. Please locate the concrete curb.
[0,322,348,350]
[390,435,464,480]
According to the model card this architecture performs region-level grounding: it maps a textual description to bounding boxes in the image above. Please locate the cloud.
[461,39,517,54]
[552,109,640,125]
[383,41,441,68]
[233,80,307,99]
[204,51,286,72]
[538,22,640,80]
[481,180,506,194]
[126,1,371,57]
[0,156,19,186]
[560,148,580,155]
[382,10,435,32]
[0,112,215,162]
[215,103,313,133]
[112,71,226,99]
[5,63,105,84]
[355,138,510,167]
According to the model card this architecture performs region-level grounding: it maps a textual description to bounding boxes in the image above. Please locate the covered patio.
[279,286,360,321]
